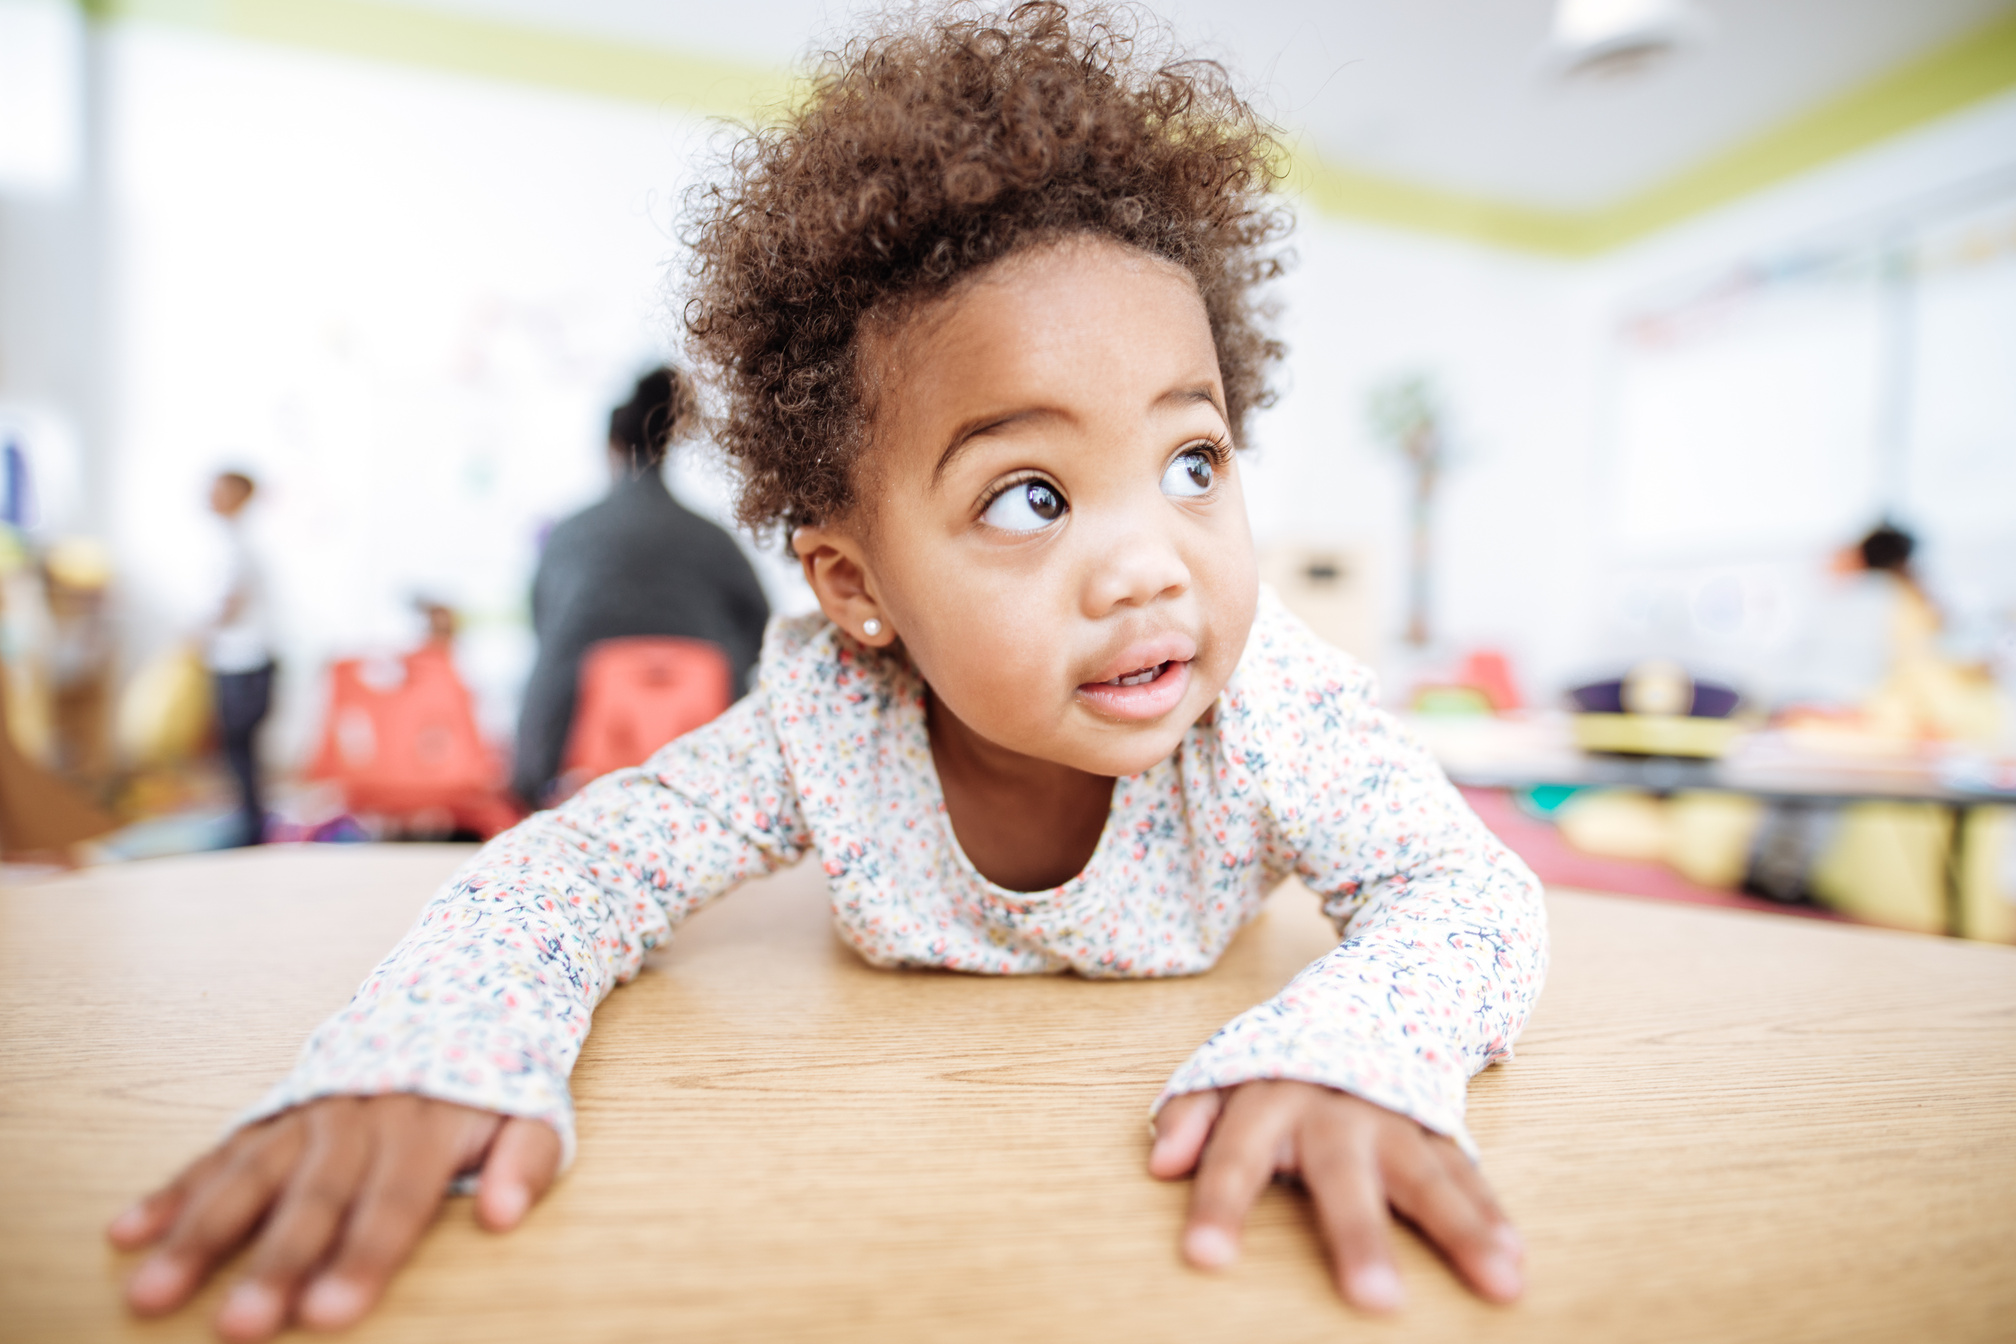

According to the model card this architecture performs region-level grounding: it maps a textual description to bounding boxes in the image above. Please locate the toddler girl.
[110,5,1547,1338]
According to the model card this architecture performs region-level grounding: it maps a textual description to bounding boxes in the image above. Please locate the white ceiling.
[389,0,2016,211]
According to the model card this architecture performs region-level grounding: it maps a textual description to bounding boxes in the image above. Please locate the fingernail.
[488,1181,529,1228]
[300,1277,365,1325]
[1494,1223,1525,1259]
[107,1203,150,1241]
[1347,1262,1406,1313]
[127,1255,186,1307]
[220,1282,280,1332]
[1483,1251,1525,1300]
[1183,1225,1238,1270]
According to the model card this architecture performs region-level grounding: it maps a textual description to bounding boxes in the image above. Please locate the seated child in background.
[110,4,1547,1338]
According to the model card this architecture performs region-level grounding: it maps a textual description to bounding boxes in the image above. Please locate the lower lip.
[1076,659,1191,722]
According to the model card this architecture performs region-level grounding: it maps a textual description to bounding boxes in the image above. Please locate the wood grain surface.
[2,844,2014,1343]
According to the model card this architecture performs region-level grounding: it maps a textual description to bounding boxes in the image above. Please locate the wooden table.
[4,845,2014,1342]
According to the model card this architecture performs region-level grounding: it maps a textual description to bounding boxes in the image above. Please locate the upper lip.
[1079,631,1199,686]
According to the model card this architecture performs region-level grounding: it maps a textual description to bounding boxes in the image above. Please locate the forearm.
[236,813,662,1160]
[1156,853,1546,1155]
[242,697,807,1159]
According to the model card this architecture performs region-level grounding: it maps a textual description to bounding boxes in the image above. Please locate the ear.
[791,524,896,648]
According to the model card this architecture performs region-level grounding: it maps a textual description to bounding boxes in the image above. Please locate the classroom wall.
[1578,87,2016,705]
[96,23,810,767]
[1236,215,1601,703]
[1240,86,2016,717]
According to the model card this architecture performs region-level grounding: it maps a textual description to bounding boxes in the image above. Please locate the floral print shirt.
[244,591,1548,1161]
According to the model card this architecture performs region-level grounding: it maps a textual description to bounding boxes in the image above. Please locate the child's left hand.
[1148,1080,1523,1312]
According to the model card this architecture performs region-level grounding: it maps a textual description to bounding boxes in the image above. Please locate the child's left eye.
[1161,450,1215,498]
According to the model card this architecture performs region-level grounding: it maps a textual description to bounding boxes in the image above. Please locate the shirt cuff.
[228,1014,580,1168]
[1151,958,1479,1159]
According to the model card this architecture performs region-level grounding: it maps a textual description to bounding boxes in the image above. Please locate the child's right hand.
[107,1094,561,1343]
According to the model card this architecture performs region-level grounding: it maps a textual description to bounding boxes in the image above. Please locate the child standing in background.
[204,470,275,848]
[111,6,1547,1338]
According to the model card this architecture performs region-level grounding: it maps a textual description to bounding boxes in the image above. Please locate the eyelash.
[975,470,1054,520]
[972,437,1234,519]
[1179,435,1234,470]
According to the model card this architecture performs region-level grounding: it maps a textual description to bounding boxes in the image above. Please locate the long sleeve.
[239,692,809,1161]
[1154,625,1547,1157]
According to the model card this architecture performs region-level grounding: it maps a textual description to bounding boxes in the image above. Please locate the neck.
[925,689,1112,892]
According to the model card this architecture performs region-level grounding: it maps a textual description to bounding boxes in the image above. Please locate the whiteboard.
[1904,214,2016,546]
[1608,274,1885,560]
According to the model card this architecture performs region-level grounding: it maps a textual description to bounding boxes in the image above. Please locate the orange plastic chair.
[558,636,732,795]
[308,644,523,837]
[1458,649,1523,713]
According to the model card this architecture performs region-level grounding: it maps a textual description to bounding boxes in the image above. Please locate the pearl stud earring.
[862,618,883,638]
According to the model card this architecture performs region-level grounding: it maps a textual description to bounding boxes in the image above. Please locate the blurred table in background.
[1411,712,2015,805]
[4,846,2015,1342]
[1411,712,2016,936]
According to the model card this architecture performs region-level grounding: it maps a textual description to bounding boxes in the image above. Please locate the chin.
[1071,717,1196,778]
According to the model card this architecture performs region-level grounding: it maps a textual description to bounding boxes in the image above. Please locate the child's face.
[796,237,1258,778]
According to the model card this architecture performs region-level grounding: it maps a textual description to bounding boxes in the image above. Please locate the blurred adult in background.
[1750,521,2011,935]
[1778,522,2004,748]
[513,367,770,807]
[205,471,275,847]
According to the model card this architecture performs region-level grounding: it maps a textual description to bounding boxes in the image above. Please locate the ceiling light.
[1547,0,1704,80]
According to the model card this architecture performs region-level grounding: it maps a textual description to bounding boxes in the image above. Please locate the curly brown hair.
[681,0,1291,538]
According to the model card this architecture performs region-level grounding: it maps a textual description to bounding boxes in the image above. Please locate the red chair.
[307,644,523,838]
[1458,649,1523,713]
[558,636,732,797]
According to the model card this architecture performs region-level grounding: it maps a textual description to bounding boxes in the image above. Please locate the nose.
[1078,501,1191,617]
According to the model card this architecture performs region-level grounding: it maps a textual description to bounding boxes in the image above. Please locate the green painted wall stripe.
[99,0,795,118]
[1291,6,2016,256]
[1281,153,1586,257]
[88,0,2016,255]
[1583,5,2016,252]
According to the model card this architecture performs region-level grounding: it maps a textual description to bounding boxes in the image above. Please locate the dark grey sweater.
[512,469,769,806]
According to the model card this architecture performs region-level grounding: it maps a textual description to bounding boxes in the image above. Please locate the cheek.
[1192,494,1260,661]
[883,554,1065,722]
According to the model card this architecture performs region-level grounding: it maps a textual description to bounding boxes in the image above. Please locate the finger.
[475,1118,563,1232]
[1300,1113,1405,1313]
[1147,1090,1222,1180]
[1438,1146,1522,1263]
[296,1098,468,1331]
[1182,1084,1299,1270]
[215,1099,372,1344]
[109,1141,237,1250]
[1383,1133,1522,1303]
[127,1120,307,1316]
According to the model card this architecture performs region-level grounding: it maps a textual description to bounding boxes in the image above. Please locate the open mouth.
[1107,662,1171,687]
[1077,655,1191,721]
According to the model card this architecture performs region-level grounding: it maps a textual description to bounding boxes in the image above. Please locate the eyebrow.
[930,383,1227,485]
[933,409,1053,484]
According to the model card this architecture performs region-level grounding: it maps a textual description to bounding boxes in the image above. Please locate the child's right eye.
[981,479,1067,532]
